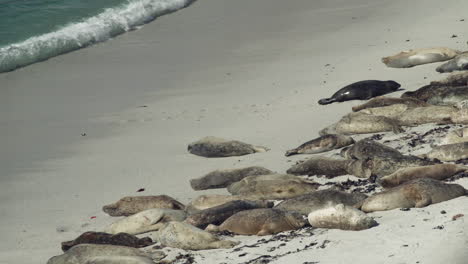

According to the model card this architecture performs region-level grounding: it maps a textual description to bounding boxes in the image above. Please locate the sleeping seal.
[61,232,152,251]
[421,142,468,161]
[319,112,404,135]
[382,47,460,68]
[190,166,273,190]
[103,195,185,217]
[206,208,307,236]
[47,244,154,264]
[285,134,355,156]
[441,127,468,144]
[436,52,468,73]
[318,80,401,105]
[308,204,377,231]
[275,189,367,215]
[361,178,466,212]
[351,96,429,112]
[188,136,269,157]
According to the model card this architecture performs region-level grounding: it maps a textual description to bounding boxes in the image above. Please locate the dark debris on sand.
[446,171,468,182]
[325,176,378,194]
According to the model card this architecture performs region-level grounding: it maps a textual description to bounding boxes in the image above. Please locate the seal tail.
[318,98,336,105]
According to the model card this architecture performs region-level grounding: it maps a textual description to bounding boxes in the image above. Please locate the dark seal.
[318,80,401,105]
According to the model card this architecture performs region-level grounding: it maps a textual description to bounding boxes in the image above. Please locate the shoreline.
[1,0,467,263]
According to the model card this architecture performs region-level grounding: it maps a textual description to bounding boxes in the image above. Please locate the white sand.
[1,0,467,263]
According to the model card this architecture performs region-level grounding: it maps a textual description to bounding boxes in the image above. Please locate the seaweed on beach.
[446,171,468,182]
[324,176,378,194]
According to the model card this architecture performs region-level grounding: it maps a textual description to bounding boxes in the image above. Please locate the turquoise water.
[0,0,193,72]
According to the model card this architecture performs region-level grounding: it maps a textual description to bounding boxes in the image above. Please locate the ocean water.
[0,0,194,73]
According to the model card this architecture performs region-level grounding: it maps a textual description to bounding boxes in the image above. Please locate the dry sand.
[1,0,467,263]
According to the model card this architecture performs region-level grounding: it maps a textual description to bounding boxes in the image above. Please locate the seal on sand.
[61,232,152,252]
[190,166,273,190]
[436,52,468,73]
[103,195,185,217]
[441,127,468,145]
[47,244,154,264]
[319,113,404,135]
[185,194,252,213]
[105,208,187,235]
[285,134,355,156]
[421,142,468,161]
[361,178,466,212]
[188,136,269,157]
[206,208,307,236]
[149,222,239,250]
[308,204,377,231]
[286,157,350,177]
[382,47,460,68]
[275,189,367,215]
[378,164,467,188]
[227,174,319,200]
[318,80,401,105]
[184,200,273,229]
[351,96,429,112]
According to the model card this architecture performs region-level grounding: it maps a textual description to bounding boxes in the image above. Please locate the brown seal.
[285,134,355,156]
[187,136,269,157]
[206,208,307,236]
[286,157,350,177]
[190,166,273,190]
[361,178,467,212]
[103,195,185,216]
[61,232,152,252]
[378,164,467,188]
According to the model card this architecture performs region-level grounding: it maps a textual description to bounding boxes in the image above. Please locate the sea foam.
[0,0,194,73]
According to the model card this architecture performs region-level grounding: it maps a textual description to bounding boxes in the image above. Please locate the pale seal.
[285,134,355,156]
[184,200,273,229]
[319,112,404,135]
[421,142,468,161]
[185,194,252,213]
[105,208,187,235]
[149,222,239,250]
[318,80,401,105]
[436,52,468,73]
[275,189,367,215]
[308,204,377,231]
[103,195,185,217]
[190,166,273,190]
[227,174,319,200]
[382,47,460,68]
[351,96,429,112]
[426,86,468,106]
[47,244,154,264]
[188,136,269,157]
[61,232,152,252]
[361,178,467,212]
[378,164,467,188]
[206,208,307,236]
[441,127,468,144]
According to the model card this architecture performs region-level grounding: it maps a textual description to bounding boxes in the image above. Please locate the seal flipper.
[318,98,336,105]
[285,149,298,157]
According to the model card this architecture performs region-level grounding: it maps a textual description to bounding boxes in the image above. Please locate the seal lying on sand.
[149,222,239,250]
[105,209,187,235]
[378,164,467,188]
[318,80,401,105]
[431,71,468,86]
[441,127,468,144]
[275,189,367,215]
[286,157,350,177]
[352,96,429,112]
[227,174,319,200]
[381,47,460,68]
[308,204,377,231]
[61,232,153,252]
[206,208,307,236]
[185,194,253,213]
[361,178,466,212]
[184,200,273,229]
[319,112,404,135]
[421,142,468,161]
[190,166,273,190]
[436,52,468,73]
[103,195,185,217]
[188,136,269,157]
[47,244,155,264]
[285,134,355,156]
[341,139,403,160]
[426,86,468,106]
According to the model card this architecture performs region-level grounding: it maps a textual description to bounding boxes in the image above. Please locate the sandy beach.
[1,0,467,263]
